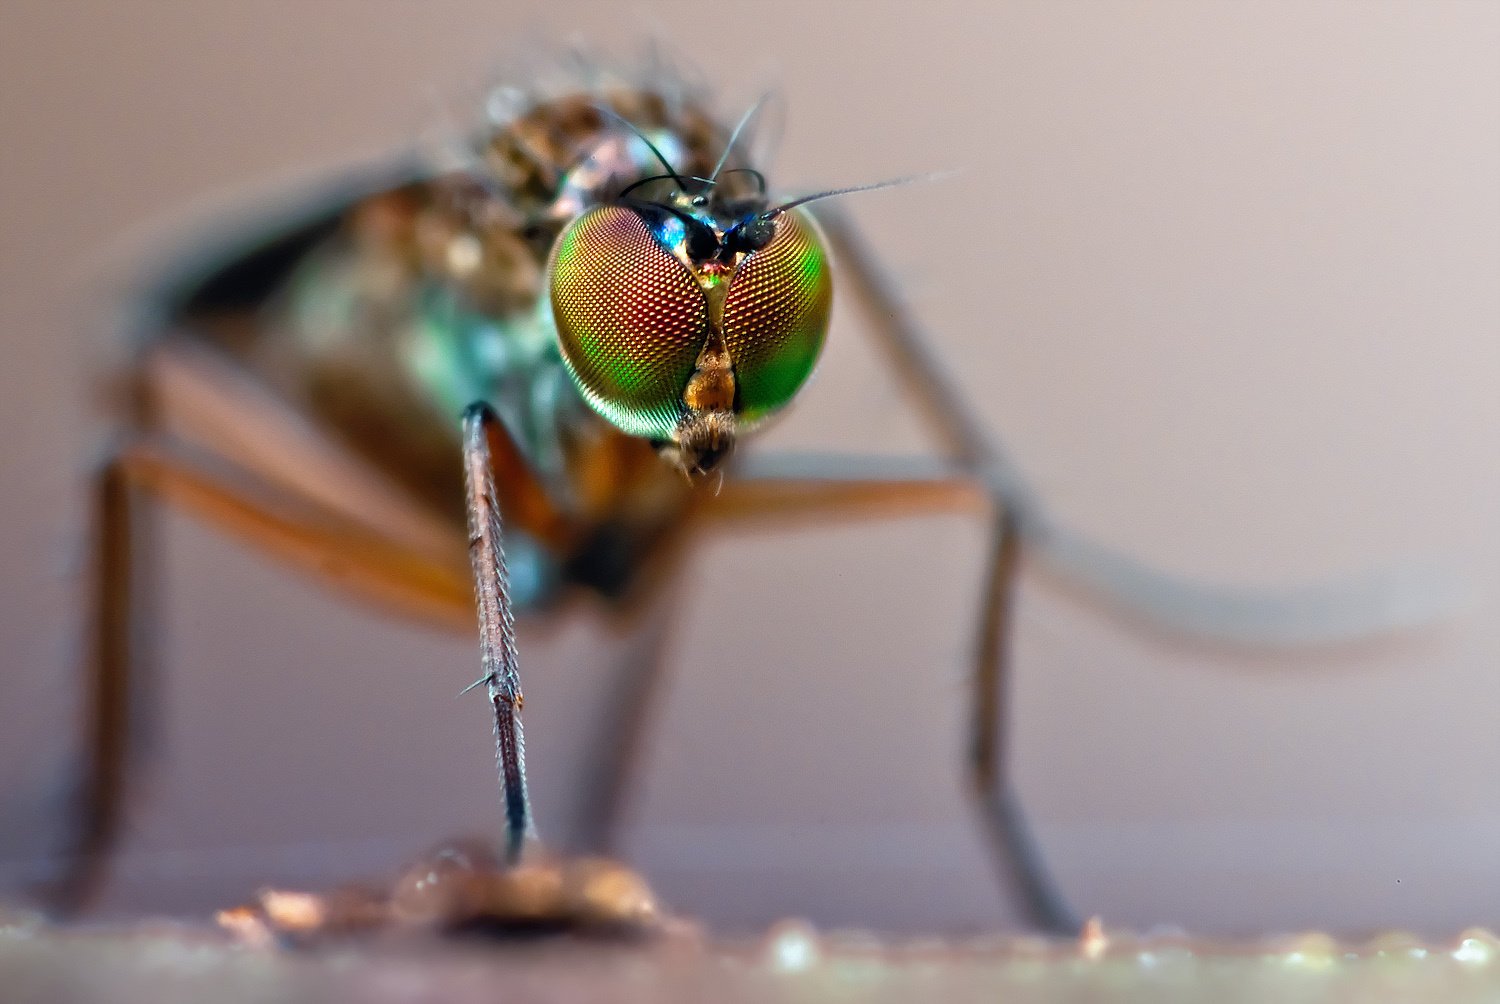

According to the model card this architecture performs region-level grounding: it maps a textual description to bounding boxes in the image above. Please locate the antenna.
[708,92,772,185]
[592,103,691,193]
[767,172,953,216]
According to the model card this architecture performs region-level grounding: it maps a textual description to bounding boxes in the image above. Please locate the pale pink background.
[1,2,1497,936]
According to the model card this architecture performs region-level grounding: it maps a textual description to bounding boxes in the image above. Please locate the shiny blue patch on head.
[647,211,687,252]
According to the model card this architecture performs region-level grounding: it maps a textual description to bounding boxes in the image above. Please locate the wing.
[139,155,431,327]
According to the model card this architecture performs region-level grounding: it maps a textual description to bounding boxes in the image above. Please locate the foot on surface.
[217,839,668,947]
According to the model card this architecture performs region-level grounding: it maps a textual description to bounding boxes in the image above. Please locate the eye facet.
[549,205,709,439]
[721,209,833,424]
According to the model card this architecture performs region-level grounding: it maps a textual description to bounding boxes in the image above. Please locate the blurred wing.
[133,155,430,327]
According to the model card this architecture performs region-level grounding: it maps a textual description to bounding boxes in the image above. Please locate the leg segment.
[461,403,531,863]
[968,510,1078,932]
[44,451,150,916]
[571,456,987,860]
[46,438,486,915]
[571,584,681,852]
[814,207,1452,930]
[708,454,1078,932]
[816,204,1452,642]
[814,209,1081,928]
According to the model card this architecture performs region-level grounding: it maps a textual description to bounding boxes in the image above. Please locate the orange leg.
[706,452,1078,931]
[45,432,551,914]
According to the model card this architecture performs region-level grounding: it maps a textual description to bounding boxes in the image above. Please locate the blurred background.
[1,1,1497,937]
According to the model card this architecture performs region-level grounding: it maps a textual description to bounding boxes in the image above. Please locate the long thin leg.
[44,454,147,915]
[709,452,1076,930]
[715,453,985,526]
[461,403,531,863]
[969,511,1077,932]
[815,204,1453,643]
[815,207,1453,932]
[571,583,681,852]
[556,483,709,856]
[45,437,502,915]
[572,457,986,859]
[819,206,1091,930]
[118,440,477,625]
[811,207,992,468]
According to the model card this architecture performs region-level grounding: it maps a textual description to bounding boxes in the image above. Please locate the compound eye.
[721,209,833,423]
[549,205,710,438]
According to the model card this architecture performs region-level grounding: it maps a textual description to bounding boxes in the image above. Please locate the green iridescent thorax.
[275,103,734,486]
[265,92,746,594]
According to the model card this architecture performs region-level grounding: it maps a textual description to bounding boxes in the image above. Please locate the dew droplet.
[764,919,821,972]
[1276,932,1338,969]
[1364,930,1431,962]
[1453,930,1497,965]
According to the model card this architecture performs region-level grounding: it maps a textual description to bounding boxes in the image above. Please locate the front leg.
[215,403,663,942]
[461,402,533,864]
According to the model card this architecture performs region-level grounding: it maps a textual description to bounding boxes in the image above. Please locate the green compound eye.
[722,209,832,424]
[549,205,710,439]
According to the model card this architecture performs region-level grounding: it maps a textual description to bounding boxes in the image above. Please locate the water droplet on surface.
[1264,931,1339,970]
[764,919,821,972]
[1453,929,1498,965]
[1365,930,1426,961]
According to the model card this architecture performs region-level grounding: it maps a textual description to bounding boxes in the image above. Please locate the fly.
[47,58,1450,934]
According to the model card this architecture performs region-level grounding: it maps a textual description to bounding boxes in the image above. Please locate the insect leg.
[46,436,484,915]
[117,440,475,622]
[807,207,1454,927]
[545,498,702,857]
[572,583,681,854]
[814,204,1455,643]
[810,206,990,466]
[967,508,1078,934]
[711,453,1077,931]
[461,403,532,864]
[44,446,151,916]
[714,453,985,525]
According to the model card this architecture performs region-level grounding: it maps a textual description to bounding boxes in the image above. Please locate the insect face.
[548,192,832,476]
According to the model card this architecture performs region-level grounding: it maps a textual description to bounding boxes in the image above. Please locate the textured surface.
[6,913,1500,1004]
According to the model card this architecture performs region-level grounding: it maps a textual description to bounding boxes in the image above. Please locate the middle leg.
[705,454,1078,931]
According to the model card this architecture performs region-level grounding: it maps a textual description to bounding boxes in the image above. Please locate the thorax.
[164,88,740,601]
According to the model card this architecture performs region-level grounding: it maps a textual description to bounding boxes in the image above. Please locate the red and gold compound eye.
[548,205,710,439]
[722,209,832,424]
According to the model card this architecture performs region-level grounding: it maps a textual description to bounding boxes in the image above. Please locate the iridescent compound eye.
[549,202,832,450]
[549,205,710,439]
[721,209,832,424]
